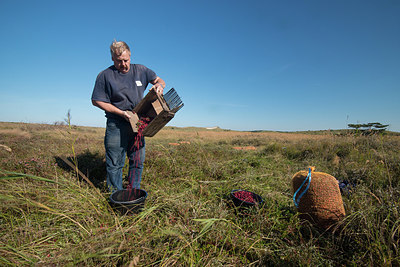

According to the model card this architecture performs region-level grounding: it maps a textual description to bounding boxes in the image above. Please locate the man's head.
[110,40,131,74]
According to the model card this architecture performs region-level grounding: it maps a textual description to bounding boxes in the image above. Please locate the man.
[92,40,165,192]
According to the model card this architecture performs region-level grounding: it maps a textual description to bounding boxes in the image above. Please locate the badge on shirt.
[136,81,142,86]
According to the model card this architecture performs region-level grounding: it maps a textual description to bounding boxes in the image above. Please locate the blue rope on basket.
[293,168,312,208]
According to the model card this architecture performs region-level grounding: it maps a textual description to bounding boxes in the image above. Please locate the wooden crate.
[127,89,176,137]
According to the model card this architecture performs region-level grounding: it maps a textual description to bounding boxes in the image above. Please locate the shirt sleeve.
[136,64,157,84]
[147,68,157,82]
[91,71,110,103]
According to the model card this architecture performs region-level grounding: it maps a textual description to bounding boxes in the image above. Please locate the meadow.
[0,122,399,266]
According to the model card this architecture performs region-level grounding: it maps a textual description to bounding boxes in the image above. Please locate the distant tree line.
[348,122,389,135]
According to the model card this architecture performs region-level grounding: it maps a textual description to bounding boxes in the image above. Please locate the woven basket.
[292,167,345,228]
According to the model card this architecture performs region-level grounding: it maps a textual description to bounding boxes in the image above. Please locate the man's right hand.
[122,111,131,121]
[92,100,132,121]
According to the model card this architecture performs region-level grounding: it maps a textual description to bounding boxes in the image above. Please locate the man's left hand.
[151,83,164,94]
[151,77,166,95]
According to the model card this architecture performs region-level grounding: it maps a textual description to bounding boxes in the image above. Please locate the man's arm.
[92,100,131,121]
[150,76,166,94]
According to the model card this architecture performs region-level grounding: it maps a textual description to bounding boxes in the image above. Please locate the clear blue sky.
[1,0,399,132]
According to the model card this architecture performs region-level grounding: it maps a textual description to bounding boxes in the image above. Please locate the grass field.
[0,122,399,266]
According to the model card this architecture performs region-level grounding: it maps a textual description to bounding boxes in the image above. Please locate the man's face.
[112,51,131,73]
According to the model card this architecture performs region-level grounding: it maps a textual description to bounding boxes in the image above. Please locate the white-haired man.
[92,40,165,192]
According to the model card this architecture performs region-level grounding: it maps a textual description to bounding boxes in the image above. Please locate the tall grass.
[0,122,399,265]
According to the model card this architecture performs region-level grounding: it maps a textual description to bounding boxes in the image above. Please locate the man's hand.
[92,100,132,121]
[150,76,166,95]
[151,83,164,94]
[122,111,131,121]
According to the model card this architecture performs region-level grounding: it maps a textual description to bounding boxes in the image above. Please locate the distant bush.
[348,122,389,135]
[53,121,67,126]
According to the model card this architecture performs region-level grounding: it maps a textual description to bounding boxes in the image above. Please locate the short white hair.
[110,40,131,57]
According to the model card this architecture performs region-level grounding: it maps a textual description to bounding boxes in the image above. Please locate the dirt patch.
[169,143,180,146]
[0,129,32,138]
[232,146,256,150]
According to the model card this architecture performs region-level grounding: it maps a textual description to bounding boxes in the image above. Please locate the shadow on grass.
[55,150,106,190]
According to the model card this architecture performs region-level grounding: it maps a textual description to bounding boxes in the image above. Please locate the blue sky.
[0,0,399,132]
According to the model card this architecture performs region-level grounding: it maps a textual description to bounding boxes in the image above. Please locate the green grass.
[0,122,399,265]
